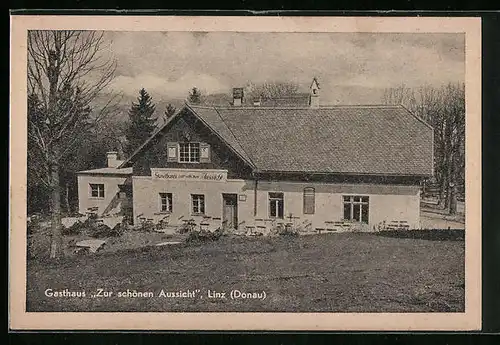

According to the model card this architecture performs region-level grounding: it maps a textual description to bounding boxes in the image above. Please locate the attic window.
[179,142,200,163]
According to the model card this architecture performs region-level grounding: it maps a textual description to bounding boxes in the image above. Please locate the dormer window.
[179,142,200,163]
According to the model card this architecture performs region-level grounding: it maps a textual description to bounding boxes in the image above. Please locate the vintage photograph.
[10,16,481,330]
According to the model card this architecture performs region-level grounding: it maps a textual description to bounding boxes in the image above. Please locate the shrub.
[89,222,126,239]
[376,229,464,241]
[136,220,156,232]
[278,225,299,237]
[176,220,197,234]
[123,214,133,225]
[185,228,225,243]
[62,220,85,236]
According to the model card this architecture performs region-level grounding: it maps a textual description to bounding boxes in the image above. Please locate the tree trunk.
[440,161,450,209]
[444,143,454,210]
[449,151,458,215]
[438,176,446,208]
[64,181,70,214]
[49,162,63,259]
[444,165,452,210]
[437,152,448,209]
[449,183,458,215]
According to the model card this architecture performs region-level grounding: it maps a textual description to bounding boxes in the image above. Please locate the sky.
[101,31,465,105]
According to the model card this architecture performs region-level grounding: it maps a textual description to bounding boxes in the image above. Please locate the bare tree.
[27,30,117,258]
[382,82,465,214]
[382,83,416,108]
[246,81,299,99]
[441,83,465,214]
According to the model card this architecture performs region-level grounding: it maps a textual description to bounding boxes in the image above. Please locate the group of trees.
[27,30,180,258]
[382,83,466,215]
[246,81,299,100]
[27,31,121,258]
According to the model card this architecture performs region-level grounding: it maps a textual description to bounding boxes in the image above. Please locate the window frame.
[303,187,315,214]
[178,142,201,163]
[159,192,173,213]
[342,195,369,223]
[191,194,206,215]
[268,192,284,219]
[89,183,105,199]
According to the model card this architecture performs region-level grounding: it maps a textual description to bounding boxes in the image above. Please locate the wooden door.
[222,194,238,229]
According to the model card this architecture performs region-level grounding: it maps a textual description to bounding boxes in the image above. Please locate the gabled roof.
[118,104,256,169]
[121,103,433,176]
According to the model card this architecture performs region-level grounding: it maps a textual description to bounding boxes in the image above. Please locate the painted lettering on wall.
[151,169,227,182]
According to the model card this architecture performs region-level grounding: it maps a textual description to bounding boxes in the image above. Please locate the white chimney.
[233,87,244,106]
[106,151,119,168]
[310,77,320,108]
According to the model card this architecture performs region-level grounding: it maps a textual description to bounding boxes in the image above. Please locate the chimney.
[106,151,119,168]
[233,87,244,106]
[309,77,320,108]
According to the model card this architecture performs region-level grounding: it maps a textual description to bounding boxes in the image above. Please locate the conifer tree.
[164,103,176,119]
[125,88,157,156]
[188,87,201,104]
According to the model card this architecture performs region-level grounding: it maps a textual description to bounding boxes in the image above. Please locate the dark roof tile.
[121,104,433,176]
[191,105,433,176]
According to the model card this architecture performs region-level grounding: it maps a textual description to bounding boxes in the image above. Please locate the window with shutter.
[200,143,211,163]
[167,142,177,162]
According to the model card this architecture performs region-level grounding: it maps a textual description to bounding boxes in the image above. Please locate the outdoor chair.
[299,220,313,234]
[254,218,268,234]
[199,215,213,231]
[244,220,257,235]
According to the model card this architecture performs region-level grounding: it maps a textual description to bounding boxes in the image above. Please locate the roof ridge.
[186,104,222,109]
[261,94,310,99]
[398,103,434,130]
[186,104,256,169]
[117,107,184,168]
[212,106,257,168]
[207,104,404,110]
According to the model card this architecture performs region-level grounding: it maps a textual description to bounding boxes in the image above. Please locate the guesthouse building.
[77,78,433,232]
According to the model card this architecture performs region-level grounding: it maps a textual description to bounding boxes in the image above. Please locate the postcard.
[9,15,481,330]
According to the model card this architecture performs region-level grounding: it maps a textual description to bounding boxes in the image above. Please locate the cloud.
[107,71,229,100]
[102,32,465,104]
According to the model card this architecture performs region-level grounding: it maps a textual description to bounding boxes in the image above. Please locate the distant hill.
[93,85,386,127]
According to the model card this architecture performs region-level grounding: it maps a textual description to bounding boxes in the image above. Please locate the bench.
[382,220,410,231]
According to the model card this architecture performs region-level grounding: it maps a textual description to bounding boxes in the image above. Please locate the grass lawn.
[26,232,464,313]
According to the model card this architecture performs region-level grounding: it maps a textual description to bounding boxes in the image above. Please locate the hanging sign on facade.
[151,168,227,182]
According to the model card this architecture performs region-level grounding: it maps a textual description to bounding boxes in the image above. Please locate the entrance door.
[222,194,238,230]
